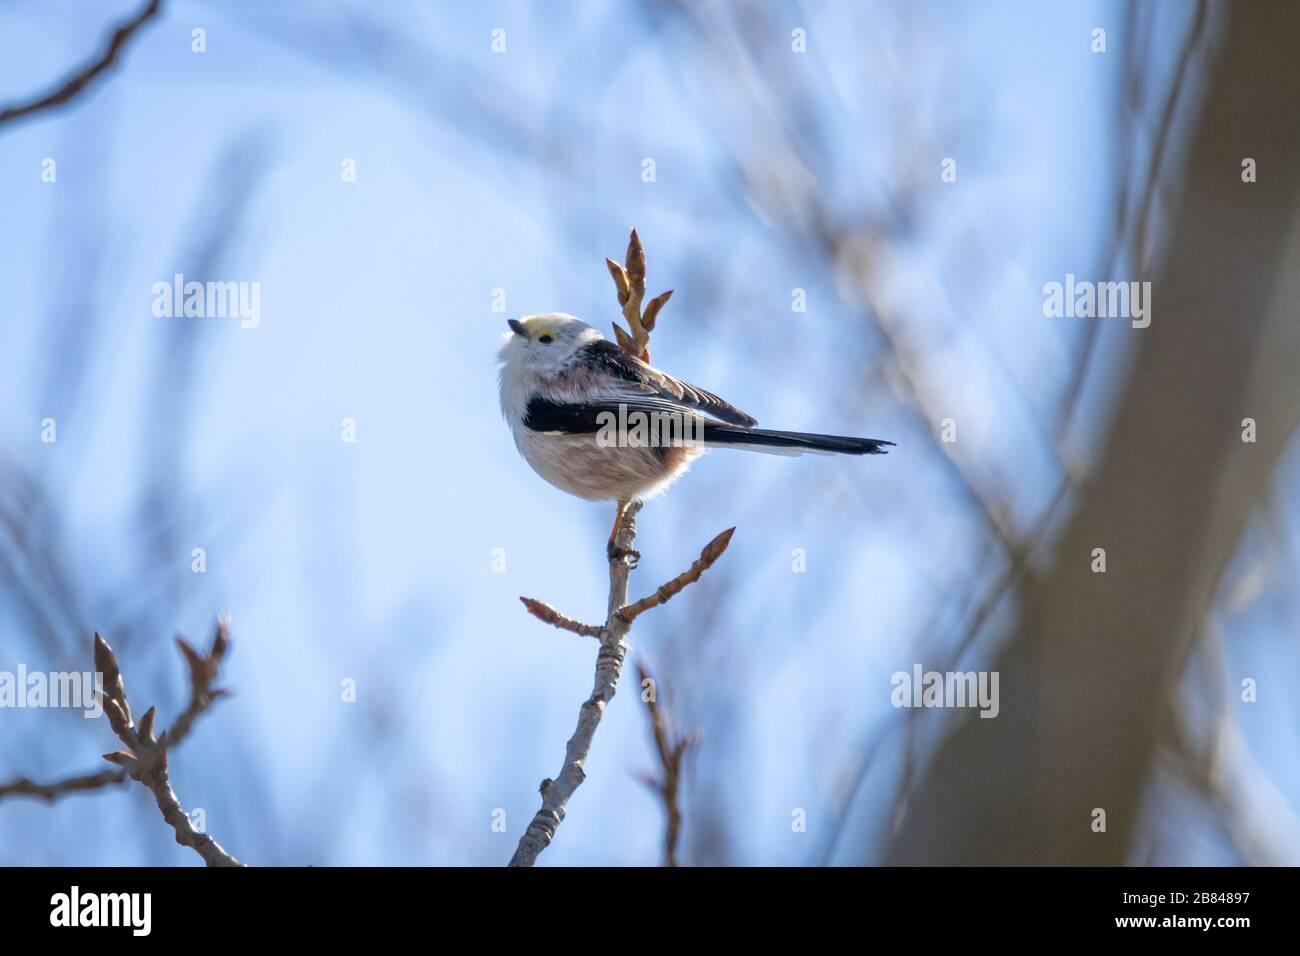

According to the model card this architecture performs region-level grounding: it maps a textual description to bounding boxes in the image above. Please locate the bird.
[498,312,893,562]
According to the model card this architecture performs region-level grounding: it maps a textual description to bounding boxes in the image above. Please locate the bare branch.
[91,631,243,867]
[518,597,603,638]
[0,0,163,131]
[635,662,697,867]
[1,618,233,804]
[509,501,641,867]
[618,527,735,624]
[0,768,128,803]
[507,231,735,866]
[510,510,734,866]
[168,619,233,745]
[886,0,1300,864]
[1162,620,1300,865]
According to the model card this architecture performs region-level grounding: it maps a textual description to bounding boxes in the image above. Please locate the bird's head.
[498,312,601,374]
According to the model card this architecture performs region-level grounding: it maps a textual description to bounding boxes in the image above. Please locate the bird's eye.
[538,334,554,344]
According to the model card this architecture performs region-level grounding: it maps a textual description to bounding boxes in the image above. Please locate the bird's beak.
[507,319,529,339]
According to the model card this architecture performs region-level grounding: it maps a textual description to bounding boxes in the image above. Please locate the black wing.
[523,397,894,458]
[578,340,758,427]
[523,396,705,435]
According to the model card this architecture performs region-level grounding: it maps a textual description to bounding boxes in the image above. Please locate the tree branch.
[0,618,232,804]
[0,767,129,802]
[518,597,603,639]
[508,230,733,866]
[885,1,1300,864]
[507,499,644,867]
[0,0,163,131]
[634,662,697,867]
[618,527,735,624]
[93,628,243,867]
[509,510,734,866]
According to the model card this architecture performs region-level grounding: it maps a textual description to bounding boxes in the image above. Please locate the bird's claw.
[607,544,640,569]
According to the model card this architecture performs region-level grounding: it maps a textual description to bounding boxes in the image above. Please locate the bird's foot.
[607,543,640,569]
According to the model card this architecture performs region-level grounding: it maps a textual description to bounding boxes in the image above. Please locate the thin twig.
[518,597,603,638]
[0,618,233,804]
[634,662,697,867]
[0,0,163,130]
[508,500,644,867]
[618,527,735,624]
[0,768,129,802]
[817,471,1073,865]
[93,630,243,867]
[1056,0,1207,443]
[1164,629,1300,865]
[508,510,732,866]
[168,618,233,742]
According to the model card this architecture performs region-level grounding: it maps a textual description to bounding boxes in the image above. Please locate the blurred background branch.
[0,0,162,130]
[634,661,697,867]
[1,619,232,806]
[95,628,242,867]
[886,1,1300,864]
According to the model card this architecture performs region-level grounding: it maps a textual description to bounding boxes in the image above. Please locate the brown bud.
[93,633,131,724]
[641,289,673,331]
[605,258,630,306]
[611,323,638,355]
[102,697,128,728]
[519,597,554,624]
[703,527,736,563]
[211,616,230,664]
[93,633,119,686]
[175,637,203,682]
[625,228,646,284]
[138,705,157,743]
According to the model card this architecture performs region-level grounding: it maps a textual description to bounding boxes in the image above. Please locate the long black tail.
[701,423,894,456]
